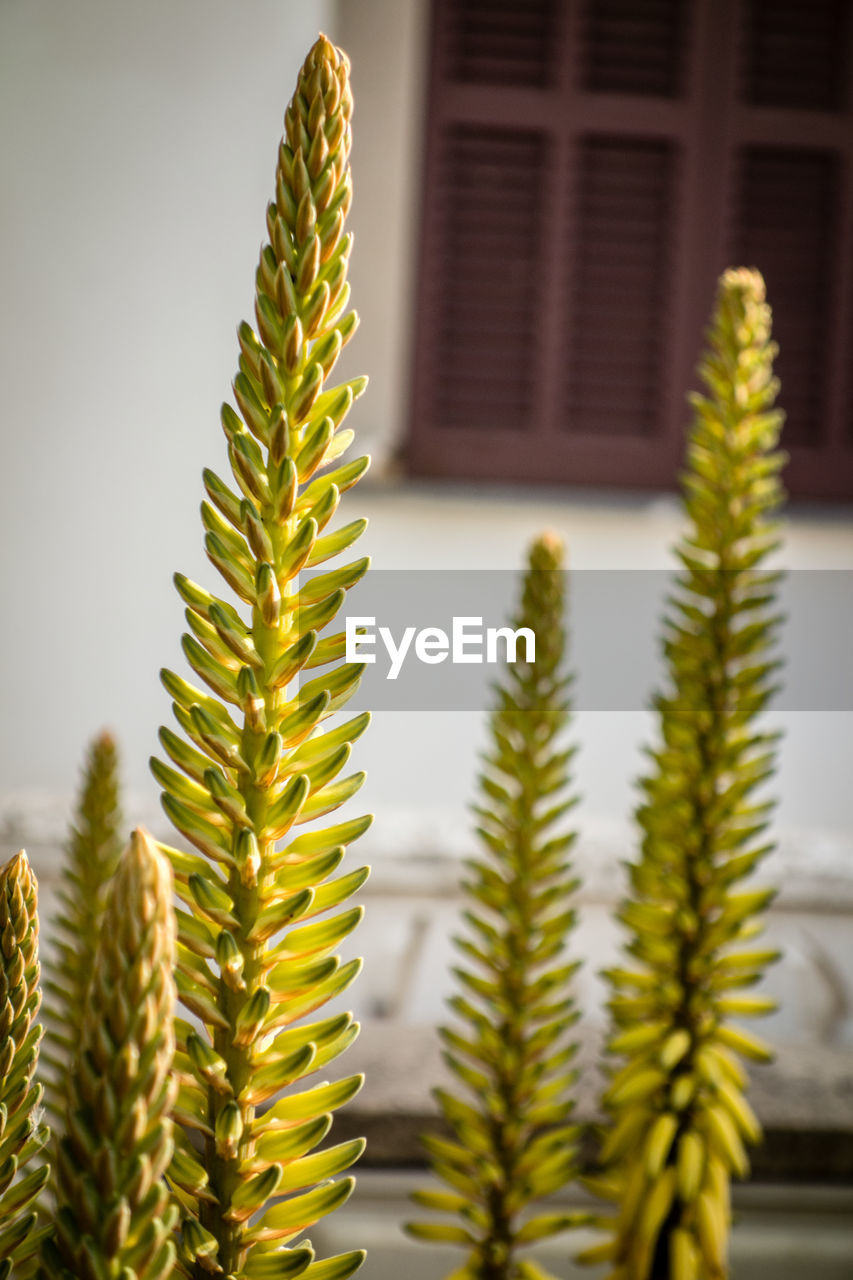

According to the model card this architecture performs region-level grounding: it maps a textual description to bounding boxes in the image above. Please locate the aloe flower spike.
[43,731,123,1126]
[0,851,49,1280]
[407,533,585,1280]
[153,34,369,1280]
[586,269,786,1280]
[41,828,178,1280]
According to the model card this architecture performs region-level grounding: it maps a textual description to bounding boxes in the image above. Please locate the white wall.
[0,0,333,797]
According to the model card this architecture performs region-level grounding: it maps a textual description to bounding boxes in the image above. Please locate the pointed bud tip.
[314,32,344,63]
[1,850,34,891]
[123,829,174,900]
[529,530,565,571]
[302,33,351,85]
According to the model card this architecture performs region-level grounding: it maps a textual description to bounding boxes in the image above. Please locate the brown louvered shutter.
[564,137,677,440]
[429,124,550,434]
[407,0,853,500]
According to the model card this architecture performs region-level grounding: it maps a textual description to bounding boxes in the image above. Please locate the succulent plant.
[585,269,786,1280]
[150,34,369,1280]
[40,829,177,1280]
[43,732,123,1124]
[407,534,583,1280]
[0,852,49,1280]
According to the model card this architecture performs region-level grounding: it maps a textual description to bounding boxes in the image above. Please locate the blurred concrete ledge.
[312,1170,853,1280]
[4,794,852,1183]
[11,796,853,1043]
[338,1022,853,1183]
[5,797,852,910]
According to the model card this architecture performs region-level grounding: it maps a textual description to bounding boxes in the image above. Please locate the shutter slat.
[564,137,676,438]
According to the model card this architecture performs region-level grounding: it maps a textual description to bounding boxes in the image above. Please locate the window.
[406,0,853,500]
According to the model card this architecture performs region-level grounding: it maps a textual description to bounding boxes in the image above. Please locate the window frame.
[405,0,853,502]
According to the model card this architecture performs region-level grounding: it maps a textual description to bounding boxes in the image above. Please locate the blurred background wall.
[2,0,852,1123]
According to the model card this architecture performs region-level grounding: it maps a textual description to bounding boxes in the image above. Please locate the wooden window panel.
[564,137,678,439]
[407,0,853,500]
[582,0,689,97]
[741,0,848,112]
[429,124,549,432]
[444,0,561,87]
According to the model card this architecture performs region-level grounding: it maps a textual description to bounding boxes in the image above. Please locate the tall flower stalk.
[41,829,177,1280]
[0,852,49,1280]
[43,732,123,1124]
[407,534,583,1280]
[152,35,369,1280]
[586,269,786,1280]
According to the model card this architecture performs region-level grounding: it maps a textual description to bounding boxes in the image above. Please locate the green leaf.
[404,1224,476,1246]
[298,773,365,824]
[410,1190,471,1214]
[303,869,369,917]
[261,1075,363,1127]
[248,1178,356,1244]
[263,958,362,1033]
[231,1165,284,1215]
[244,1045,318,1107]
[299,558,369,607]
[243,1247,315,1280]
[253,1116,331,1164]
[264,776,311,839]
[514,1212,586,1244]
[281,815,373,860]
[306,519,367,567]
[248,888,314,945]
[275,906,364,961]
[299,1251,366,1280]
[275,1138,365,1193]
